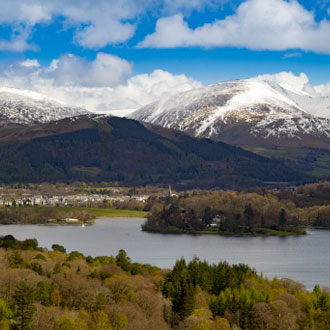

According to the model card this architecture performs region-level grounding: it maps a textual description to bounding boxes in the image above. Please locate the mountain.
[130,79,330,149]
[0,114,302,188]
[0,87,88,127]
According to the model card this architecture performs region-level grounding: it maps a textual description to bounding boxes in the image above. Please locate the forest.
[0,116,302,188]
[142,185,330,235]
[0,235,329,329]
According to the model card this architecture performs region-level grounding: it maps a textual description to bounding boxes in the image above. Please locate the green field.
[241,145,330,178]
[242,145,310,160]
[55,207,148,218]
[31,205,148,218]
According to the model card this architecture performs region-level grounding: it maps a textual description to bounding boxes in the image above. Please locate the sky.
[1,0,330,113]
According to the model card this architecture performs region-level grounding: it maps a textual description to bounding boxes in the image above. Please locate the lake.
[0,217,329,290]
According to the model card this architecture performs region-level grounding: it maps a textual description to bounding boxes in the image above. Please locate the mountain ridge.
[0,86,89,127]
[130,78,330,149]
[0,114,302,188]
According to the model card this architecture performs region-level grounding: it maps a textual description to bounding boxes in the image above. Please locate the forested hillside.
[0,115,302,188]
[0,236,329,329]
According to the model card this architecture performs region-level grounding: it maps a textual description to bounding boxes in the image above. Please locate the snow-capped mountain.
[0,87,89,127]
[130,79,330,148]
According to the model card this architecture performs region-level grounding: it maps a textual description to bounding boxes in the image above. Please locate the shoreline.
[141,227,308,237]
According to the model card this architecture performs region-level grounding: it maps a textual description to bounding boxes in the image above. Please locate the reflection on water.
[0,218,329,289]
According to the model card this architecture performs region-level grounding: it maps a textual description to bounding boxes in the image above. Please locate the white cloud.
[43,53,133,87]
[160,0,221,14]
[282,52,302,59]
[106,70,203,110]
[139,0,330,54]
[255,72,310,93]
[0,0,145,50]
[0,0,225,51]
[0,55,202,113]
[19,59,40,68]
[0,26,36,52]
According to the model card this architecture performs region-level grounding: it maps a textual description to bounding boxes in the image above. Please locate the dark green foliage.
[52,244,66,253]
[21,239,38,250]
[0,116,302,188]
[115,249,131,272]
[279,208,287,227]
[163,259,195,319]
[0,237,40,251]
[163,257,255,320]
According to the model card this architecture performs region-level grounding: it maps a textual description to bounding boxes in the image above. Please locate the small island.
[141,189,315,236]
[142,203,306,236]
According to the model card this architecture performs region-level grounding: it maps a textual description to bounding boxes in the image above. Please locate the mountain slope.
[0,115,302,188]
[130,79,330,149]
[0,87,88,127]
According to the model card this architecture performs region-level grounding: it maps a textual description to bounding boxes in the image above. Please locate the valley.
[2,1,330,328]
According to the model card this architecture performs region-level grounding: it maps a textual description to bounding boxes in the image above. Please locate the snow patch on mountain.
[130,78,330,144]
[0,87,89,126]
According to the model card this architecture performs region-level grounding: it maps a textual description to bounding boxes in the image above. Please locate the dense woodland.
[0,116,302,188]
[0,236,329,329]
[143,184,330,235]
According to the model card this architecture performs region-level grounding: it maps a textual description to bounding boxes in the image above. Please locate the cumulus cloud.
[43,53,133,87]
[0,0,226,51]
[255,72,311,93]
[139,0,330,54]
[0,54,202,113]
[0,0,145,50]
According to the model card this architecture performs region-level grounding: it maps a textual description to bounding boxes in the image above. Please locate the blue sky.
[0,0,330,111]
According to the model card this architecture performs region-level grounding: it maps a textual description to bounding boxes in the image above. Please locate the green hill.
[0,115,303,188]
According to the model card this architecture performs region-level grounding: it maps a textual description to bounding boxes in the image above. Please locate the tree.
[93,310,113,330]
[21,239,38,250]
[243,204,254,228]
[13,281,36,330]
[279,209,287,228]
[111,312,128,330]
[54,316,77,330]
[7,251,24,268]
[52,244,66,253]
[115,250,131,272]
[202,207,213,225]
[0,299,12,330]
[51,289,62,306]
[213,317,231,330]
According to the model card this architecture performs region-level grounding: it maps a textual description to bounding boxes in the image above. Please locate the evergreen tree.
[243,204,254,229]
[13,281,36,330]
[115,249,131,272]
[202,207,213,225]
[279,209,287,228]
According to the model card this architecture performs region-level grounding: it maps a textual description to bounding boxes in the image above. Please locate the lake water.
[0,217,329,290]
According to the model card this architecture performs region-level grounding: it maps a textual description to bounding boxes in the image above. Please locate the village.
[0,193,150,208]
